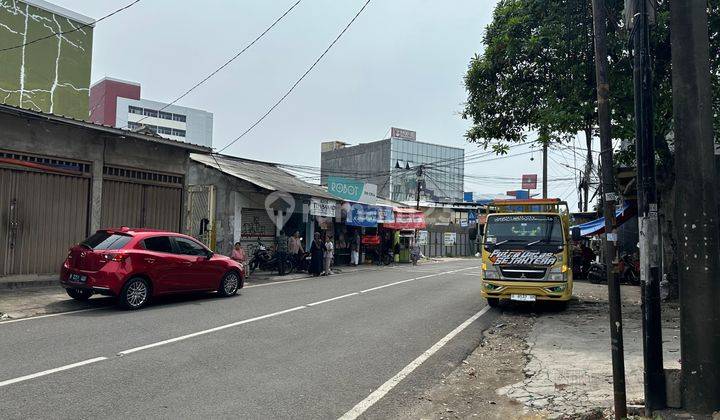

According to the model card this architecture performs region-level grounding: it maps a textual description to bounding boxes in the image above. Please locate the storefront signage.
[377,206,395,223]
[346,204,378,227]
[390,127,416,141]
[488,250,558,266]
[384,210,426,229]
[310,198,338,218]
[443,232,457,246]
[327,177,377,204]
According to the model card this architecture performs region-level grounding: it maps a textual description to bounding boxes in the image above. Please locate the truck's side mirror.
[571,227,582,241]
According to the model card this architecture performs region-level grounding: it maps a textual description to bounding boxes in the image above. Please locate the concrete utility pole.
[591,0,627,418]
[542,141,548,198]
[631,0,666,412]
[669,0,720,413]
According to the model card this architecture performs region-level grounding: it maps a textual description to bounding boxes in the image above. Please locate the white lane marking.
[0,307,104,325]
[358,268,478,294]
[307,292,359,307]
[117,306,307,356]
[338,305,492,420]
[0,357,107,388]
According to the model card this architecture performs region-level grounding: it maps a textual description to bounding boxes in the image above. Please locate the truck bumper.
[481,279,572,301]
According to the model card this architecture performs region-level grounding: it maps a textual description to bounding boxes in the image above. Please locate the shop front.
[382,208,427,263]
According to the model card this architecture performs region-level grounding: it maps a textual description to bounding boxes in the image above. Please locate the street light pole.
[631,0,666,412]
[591,1,627,418]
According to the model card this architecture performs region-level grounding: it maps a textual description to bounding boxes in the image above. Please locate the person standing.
[275,231,289,275]
[288,231,303,268]
[230,242,248,275]
[350,231,361,266]
[309,232,324,277]
[323,234,335,276]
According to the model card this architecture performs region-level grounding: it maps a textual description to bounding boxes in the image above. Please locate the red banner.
[383,211,426,229]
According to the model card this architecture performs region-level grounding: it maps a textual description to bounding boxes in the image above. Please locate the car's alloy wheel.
[120,278,149,309]
[219,272,239,296]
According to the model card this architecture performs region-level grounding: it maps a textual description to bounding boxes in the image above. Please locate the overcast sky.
[55,0,585,209]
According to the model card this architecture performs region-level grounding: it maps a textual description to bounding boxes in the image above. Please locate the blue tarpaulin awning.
[571,202,635,237]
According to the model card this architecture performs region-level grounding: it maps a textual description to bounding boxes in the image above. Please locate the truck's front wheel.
[487,298,500,308]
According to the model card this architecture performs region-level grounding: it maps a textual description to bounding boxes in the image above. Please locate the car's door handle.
[144,258,155,263]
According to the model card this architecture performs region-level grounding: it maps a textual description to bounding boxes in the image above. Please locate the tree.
[463,0,720,296]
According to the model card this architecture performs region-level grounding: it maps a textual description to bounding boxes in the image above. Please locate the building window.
[172,114,186,122]
[143,109,159,118]
[128,121,141,130]
[129,106,143,115]
[171,129,186,137]
[145,125,158,133]
[157,126,172,135]
[159,111,173,120]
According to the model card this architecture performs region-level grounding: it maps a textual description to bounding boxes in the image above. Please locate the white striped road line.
[0,357,108,388]
[307,292,359,307]
[117,306,307,356]
[338,305,492,420]
[0,307,104,325]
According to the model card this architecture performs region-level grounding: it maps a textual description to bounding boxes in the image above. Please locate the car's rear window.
[81,231,133,250]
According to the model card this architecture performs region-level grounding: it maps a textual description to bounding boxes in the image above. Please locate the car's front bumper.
[481,279,572,301]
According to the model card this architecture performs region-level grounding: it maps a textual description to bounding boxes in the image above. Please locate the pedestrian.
[276,231,289,276]
[410,238,422,266]
[288,231,303,267]
[350,231,361,266]
[323,234,334,276]
[309,232,324,277]
[230,242,248,276]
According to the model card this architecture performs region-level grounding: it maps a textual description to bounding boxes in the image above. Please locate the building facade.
[0,0,94,119]
[90,77,214,148]
[321,129,465,203]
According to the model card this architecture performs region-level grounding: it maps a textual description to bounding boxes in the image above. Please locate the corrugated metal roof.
[0,103,212,153]
[191,153,337,200]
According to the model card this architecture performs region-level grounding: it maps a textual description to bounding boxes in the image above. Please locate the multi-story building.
[0,0,94,119]
[89,77,213,147]
[321,128,465,203]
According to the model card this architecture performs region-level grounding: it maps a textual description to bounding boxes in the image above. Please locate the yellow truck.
[480,199,574,309]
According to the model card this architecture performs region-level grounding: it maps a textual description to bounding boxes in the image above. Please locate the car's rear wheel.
[218,271,240,297]
[119,277,150,310]
[66,288,92,301]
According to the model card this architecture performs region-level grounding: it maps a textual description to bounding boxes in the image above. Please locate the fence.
[420,225,476,258]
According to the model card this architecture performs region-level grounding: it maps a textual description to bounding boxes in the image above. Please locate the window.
[171,129,186,137]
[143,109,159,118]
[142,236,173,253]
[145,125,158,133]
[81,232,132,250]
[129,106,143,115]
[157,126,172,135]
[172,114,186,122]
[159,111,173,120]
[128,121,141,130]
[173,237,207,256]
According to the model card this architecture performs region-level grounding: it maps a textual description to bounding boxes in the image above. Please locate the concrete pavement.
[0,259,494,419]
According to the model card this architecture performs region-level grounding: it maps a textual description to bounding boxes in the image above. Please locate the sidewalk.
[404,281,682,419]
[0,258,449,322]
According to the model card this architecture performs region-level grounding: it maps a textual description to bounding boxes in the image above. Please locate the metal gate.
[186,185,215,247]
[101,166,183,232]
[0,167,89,276]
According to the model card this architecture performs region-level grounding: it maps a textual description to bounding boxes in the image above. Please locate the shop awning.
[383,209,426,229]
[571,202,635,237]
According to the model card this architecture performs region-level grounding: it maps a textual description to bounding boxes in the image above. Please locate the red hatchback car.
[61,228,244,309]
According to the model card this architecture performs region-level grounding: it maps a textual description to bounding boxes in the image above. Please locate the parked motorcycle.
[586,252,640,285]
[248,241,295,274]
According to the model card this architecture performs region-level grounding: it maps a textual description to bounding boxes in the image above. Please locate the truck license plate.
[511,294,536,302]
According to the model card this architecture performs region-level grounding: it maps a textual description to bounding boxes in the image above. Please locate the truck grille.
[500,268,547,280]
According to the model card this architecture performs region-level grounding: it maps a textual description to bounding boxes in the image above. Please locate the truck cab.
[480,199,573,308]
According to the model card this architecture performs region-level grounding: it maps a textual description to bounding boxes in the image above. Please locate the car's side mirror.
[205,250,214,260]
[571,227,582,242]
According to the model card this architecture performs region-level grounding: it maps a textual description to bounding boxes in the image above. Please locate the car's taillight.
[104,253,129,262]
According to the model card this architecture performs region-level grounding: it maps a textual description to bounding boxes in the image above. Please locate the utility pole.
[631,0,666,412]
[669,0,720,413]
[542,141,548,198]
[591,1,627,418]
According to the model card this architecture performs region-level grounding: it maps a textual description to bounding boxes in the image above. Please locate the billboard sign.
[443,232,457,246]
[310,198,338,218]
[390,127,416,141]
[346,204,379,227]
[327,176,377,204]
[521,174,538,190]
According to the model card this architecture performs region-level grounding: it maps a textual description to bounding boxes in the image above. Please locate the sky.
[53,0,586,210]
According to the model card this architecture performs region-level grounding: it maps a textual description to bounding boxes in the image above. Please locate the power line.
[121,0,303,129]
[216,0,372,153]
[0,0,141,53]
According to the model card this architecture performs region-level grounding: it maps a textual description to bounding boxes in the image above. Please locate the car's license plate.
[70,273,87,283]
[511,294,536,302]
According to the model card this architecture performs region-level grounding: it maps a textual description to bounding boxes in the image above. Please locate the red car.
[61,228,244,309]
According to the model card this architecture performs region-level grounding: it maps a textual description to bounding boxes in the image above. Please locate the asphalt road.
[0,259,496,419]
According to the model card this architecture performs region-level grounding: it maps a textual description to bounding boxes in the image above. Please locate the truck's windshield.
[484,215,563,245]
